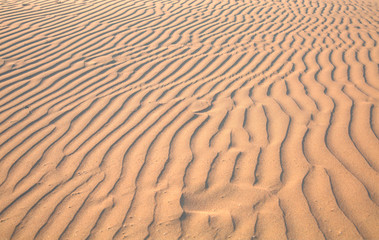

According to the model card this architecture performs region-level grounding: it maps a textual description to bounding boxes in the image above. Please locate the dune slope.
[0,0,378,239]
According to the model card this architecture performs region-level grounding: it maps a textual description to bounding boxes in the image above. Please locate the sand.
[0,0,378,239]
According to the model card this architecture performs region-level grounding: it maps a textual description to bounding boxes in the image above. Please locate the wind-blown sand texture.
[0,0,379,239]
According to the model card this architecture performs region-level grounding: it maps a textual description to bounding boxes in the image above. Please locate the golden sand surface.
[0,0,378,239]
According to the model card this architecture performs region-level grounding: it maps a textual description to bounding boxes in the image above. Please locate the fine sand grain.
[0,0,378,239]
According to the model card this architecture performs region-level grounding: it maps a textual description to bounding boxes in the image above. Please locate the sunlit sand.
[0,0,378,239]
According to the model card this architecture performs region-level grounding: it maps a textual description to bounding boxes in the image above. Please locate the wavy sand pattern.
[0,0,379,239]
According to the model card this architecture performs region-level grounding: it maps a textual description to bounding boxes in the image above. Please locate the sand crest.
[0,0,378,239]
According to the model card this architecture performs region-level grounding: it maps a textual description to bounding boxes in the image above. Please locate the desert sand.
[0,0,378,239]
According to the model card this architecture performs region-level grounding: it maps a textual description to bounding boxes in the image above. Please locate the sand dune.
[0,0,378,239]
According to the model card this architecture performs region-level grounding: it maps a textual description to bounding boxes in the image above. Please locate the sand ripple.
[0,0,378,239]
